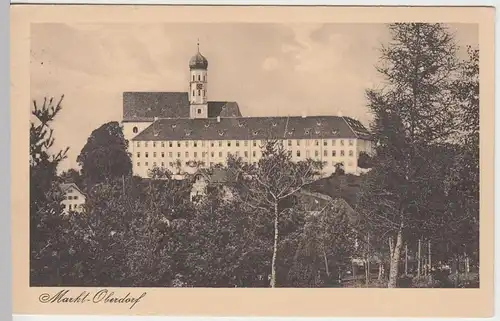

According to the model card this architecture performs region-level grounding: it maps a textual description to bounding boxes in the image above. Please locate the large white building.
[122,43,374,178]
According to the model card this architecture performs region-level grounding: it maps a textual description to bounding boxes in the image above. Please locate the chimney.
[153,119,160,137]
[301,112,307,118]
[217,116,221,123]
[337,110,343,117]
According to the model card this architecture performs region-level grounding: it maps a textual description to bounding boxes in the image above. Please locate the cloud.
[262,57,279,71]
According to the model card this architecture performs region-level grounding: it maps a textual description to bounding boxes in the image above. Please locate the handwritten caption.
[39,289,147,309]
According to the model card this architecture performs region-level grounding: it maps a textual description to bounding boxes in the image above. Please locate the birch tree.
[229,140,322,287]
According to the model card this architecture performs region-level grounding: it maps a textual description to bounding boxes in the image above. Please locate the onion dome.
[189,41,208,70]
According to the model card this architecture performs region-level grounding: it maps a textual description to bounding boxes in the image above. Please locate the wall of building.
[61,188,86,214]
[356,139,375,156]
[190,104,208,119]
[131,137,365,178]
[122,121,153,148]
[189,69,208,104]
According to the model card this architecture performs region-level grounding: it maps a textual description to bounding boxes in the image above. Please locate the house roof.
[297,189,360,225]
[60,183,85,196]
[132,115,371,141]
[195,168,238,184]
[122,92,242,121]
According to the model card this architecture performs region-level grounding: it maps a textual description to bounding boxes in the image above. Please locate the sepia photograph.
[12,4,495,318]
[29,21,480,289]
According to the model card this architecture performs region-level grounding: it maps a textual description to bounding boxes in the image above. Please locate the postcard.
[11,4,495,317]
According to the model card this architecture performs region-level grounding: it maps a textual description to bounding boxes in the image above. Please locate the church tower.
[189,41,209,119]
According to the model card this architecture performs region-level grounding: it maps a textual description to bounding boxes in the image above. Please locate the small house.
[60,183,86,214]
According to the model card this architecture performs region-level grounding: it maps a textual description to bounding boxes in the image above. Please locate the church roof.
[207,101,242,118]
[122,92,242,121]
[131,115,372,141]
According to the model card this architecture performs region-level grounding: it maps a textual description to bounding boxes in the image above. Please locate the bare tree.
[228,139,322,287]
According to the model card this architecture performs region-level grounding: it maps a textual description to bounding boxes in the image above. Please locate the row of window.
[136,160,354,168]
[192,89,206,96]
[65,195,79,200]
[192,74,206,82]
[136,149,355,159]
[137,150,260,159]
[65,204,83,210]
[136,139,356,148]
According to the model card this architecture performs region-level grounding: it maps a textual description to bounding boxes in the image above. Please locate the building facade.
[60,183,86,214]
[122,44,374,178]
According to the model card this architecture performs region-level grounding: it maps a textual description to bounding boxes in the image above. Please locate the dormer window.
[272,122,277,127]
[252,131,258,136]
[204,123,210,128]
[218,130,224,136]
[305,129,310,135]
[171,124,177,128]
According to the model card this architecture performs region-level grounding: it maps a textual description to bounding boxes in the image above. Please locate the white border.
[7,1,498,321]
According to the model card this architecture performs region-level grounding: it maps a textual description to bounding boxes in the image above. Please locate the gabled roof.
[132,116,369,141]
[60,183,85,196]
[123,92,242,122]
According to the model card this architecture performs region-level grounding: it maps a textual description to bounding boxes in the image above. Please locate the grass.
[341,272,479,288]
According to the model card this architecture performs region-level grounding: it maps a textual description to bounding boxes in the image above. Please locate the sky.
[30,23,478,171]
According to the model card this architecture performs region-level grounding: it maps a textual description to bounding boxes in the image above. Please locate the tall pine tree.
[358,23,460,287]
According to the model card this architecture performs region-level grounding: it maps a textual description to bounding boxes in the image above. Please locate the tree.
[69,175,194,286]
[357,152,373,169]
[333,162,345,175]
[182,193,263,287]
[59,168,83,187]
[288,199,357,287]
[77,121,132,185]
[359,23,460,287]
[228,140,322,287]
[440,45,480,279]
[30,95,72,285]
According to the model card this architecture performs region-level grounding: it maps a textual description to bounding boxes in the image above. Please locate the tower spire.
[197,38,200,52]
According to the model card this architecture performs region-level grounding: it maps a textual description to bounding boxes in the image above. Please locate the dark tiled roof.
[189,52,208,70]
[60,183,85,196]
[343,117,372,140]
[132,116,369,141]
[123,92,242,121]
[123,92,189,121]
[207,101,242,118]
[195,168,238,184]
